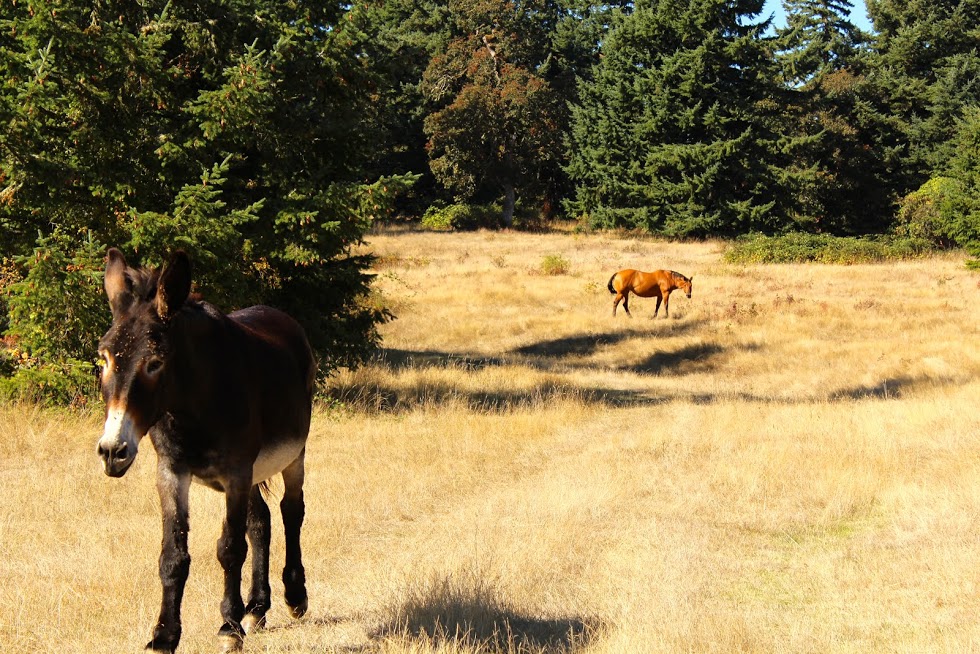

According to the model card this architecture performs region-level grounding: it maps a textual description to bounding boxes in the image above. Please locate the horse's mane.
[670,270,689,282]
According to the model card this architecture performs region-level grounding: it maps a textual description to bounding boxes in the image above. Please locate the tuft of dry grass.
[1,229,978,653]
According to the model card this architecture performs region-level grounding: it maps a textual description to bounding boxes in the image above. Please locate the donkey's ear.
[156,250,192,321]
[105,248,131,316]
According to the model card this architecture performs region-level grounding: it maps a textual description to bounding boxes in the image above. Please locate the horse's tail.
[607,273,618,294]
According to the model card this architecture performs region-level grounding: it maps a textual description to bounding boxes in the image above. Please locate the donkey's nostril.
[98,441,129,461]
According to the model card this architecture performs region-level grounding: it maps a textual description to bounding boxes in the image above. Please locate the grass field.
[1,228,978,653]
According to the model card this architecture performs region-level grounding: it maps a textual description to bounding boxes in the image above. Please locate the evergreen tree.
[346,0,454,215]
[777,0,865,87]
[774,0,894,234]
[566,0,808,236]
[944,107,980,265]
[0,0,411,400]
[864,0,980,180]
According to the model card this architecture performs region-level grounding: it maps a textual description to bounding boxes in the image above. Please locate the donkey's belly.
[252,439,306,484]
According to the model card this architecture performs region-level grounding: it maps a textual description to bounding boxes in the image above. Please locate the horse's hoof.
[288,597,308,619]
[145,642,175,654]
[241,612,267,635]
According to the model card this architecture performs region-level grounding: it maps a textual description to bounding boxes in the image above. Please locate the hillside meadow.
[1,228,978,653]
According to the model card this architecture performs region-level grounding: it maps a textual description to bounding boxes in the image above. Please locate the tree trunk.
[501,183,515,227]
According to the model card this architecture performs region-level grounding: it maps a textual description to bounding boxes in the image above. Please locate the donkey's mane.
[124,267,161,302]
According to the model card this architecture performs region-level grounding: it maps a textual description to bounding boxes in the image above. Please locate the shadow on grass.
[375,574,599,654]
[377,348,506,371]
[327,376,667,413]
[624,342,727,375]
[831,376,924,400]
[378,322,704,373]
[511,321,700,359]
[330,339,957,413]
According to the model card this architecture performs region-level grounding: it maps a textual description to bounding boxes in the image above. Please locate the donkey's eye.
[98,350,114,373]
[144,357,165,377]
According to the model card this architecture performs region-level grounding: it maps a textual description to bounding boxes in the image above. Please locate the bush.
[421,204,502,231]
[724,233,935,265]
[0,358,97,407]
[895,177,964,248]
[540,254,571,275]
[2,231,108,405]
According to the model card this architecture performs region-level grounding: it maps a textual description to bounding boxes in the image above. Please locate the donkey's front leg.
[148,462,191,653]
[216,475,250,652]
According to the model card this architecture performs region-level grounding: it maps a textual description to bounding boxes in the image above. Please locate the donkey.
[96,248,315,653]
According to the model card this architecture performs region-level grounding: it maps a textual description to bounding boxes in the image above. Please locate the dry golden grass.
[1,228,978,653]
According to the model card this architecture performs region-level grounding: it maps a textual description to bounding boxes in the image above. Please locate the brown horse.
[608,269,693,318]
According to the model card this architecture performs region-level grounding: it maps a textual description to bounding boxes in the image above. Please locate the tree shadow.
[327,375,668,413]
[624,342,728,375]
[377,348,506,371]
[512,332,631,358]
[374,323,706,377]
[511,321,701,359]
[831,376,924,400]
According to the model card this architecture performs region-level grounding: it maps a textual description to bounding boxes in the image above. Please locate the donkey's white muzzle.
[97,406,140,477]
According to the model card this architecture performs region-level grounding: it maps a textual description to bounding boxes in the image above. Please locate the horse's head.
[96,248,191,477]
[678,273,693,299]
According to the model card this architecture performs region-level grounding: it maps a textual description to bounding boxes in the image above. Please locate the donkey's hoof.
[241,612,267,635]
[217,633,244,652]
[217,625,244,653]
[287,597,308,619]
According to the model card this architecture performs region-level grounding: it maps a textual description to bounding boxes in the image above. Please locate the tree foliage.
[421,0,565,226]
[1,0,414,401]
[566,0,813,236]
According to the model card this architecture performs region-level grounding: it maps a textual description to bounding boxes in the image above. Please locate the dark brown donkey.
[607,269,693,318]
[96,248,315,653]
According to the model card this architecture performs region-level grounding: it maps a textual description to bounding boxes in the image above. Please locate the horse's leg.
[242,485,271,634]
[280,450,308,619]
[653,295,662,318]
[662,290,671,318]
[147,461,191,654]
[216,475,251,652]
[622,292,632,317]
[612,293,623,316]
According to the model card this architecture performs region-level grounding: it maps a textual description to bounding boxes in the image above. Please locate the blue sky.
[762,0,874,33]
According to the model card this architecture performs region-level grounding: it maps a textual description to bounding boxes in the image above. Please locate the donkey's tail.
[607,273,618,294]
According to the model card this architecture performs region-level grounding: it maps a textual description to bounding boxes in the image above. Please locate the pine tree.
[864,0,980,180]
[0,0,411,400]
[773,0,895,234]
[777,0,866,87]
[566,0,808,236]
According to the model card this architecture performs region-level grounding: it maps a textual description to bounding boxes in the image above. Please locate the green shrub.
[541,254,571,275]
[0,358,96,407]
[895,177,964,248]
[421,204,502,231]
[724,233,934,265]
[2,230,108,405]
